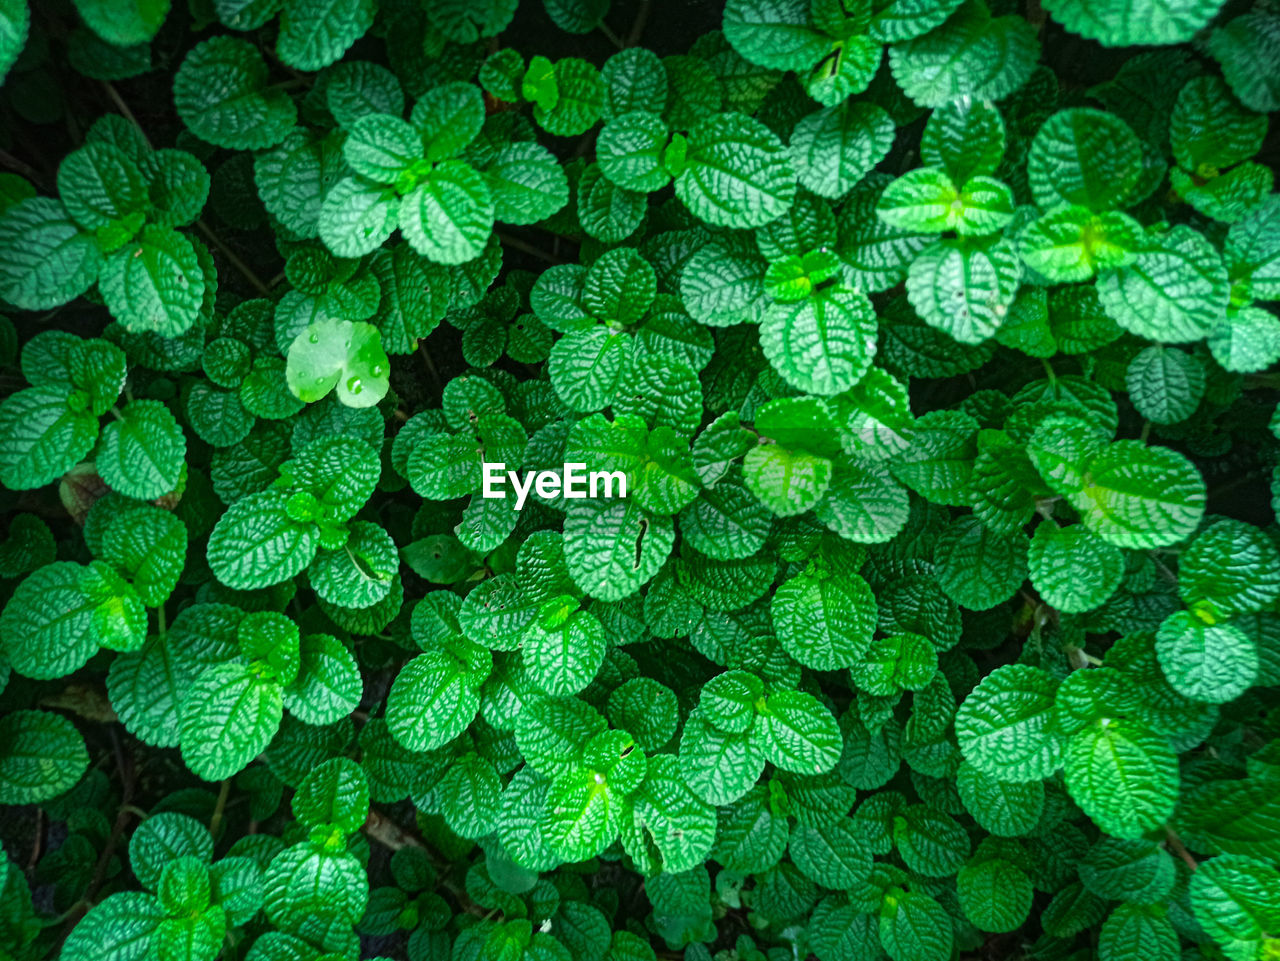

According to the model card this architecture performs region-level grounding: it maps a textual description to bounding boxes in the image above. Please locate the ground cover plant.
[0,0,1278,959]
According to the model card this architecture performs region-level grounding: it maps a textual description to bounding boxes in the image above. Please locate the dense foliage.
[1,0,1279,960]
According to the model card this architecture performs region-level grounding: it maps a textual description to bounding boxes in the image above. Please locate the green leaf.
[485,142,570,225]
[1207,306,1280,374]
[1209,11,1280,114]
[790,818,872,890]
[754,689,842,775]
[0,709,89,804]
[293,757,369,833]
[318,176,399,259]
[1027,521,1124,613]
[277,0,374,71]
[1098,904,1180,961]
[97,399,186,499]
[99,226,206,338]
[62,893,165,961]
[850,632,937,697]
[878,167,1013,236]
[956,761,1044,837]
[1188,854,1280,958]
[920,99,1006,185]
[759,288,877,396]
[343,113,419,182]
[888,1,1038,109]
[957,856,1033,933]
[282,633,361,725]
[1065,441,1206,550]
[1027,108,1143,212]
[598,112,672,194]
[1095,225,1229,342]
[57,141,149,232]
[771,568,876,670]
[814,459,910,544]
[743,444,833,517]
[955,664,1065,782]
[934,516,1028,611]
[72,0,168,46]
[905,238,1021,345]
[179,661,283,781]
[1064,721,1178,838]
[0,197,104,310]
[129,812,214,891]
[524,605,606,697]
[1042,0,1227,46]
[0,387,98,491]
[206,489,319,591]
[286,318,390,409]
[679,707,764,805]
[1171,76,1267,173]
[878,889,952,961]
[1125,345,1205,425]
[675,113,796,229]
[1179,518,1280,616]
[722,0,827,72]
[400,161,495,266]
[1155,612,1256,704]
[529,58,605,136]
[624,753,716,874]
[174,36,296,150]
[564,500,674,602]
[788,102,896,200]
[309,520,397,609]
[0,0,29,84]
[386,647,485,752]
[263,844,367,927]
[1017,207,1141,283]
[1,561,146,678]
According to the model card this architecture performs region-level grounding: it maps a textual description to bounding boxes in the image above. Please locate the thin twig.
[1164,827,1199,873]
[597,19,625,49]
[418,342,442,393]
[626,0,652,46]
[1149,554,1178,585]
[497,231,565,264]
[102,80,273,298]
[195,220,273,296]
[209,779,232,838]
[102,82,154,149]
[56,729,138,949]
[0,148,46,187]
[27,808,44,871]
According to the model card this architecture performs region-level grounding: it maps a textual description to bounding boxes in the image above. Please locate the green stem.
[209,779,231,837]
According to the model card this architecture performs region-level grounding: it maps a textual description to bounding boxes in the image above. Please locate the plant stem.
[598,19,624,48]
[56,729,137,949]
[0,147,46,187]
[497,231,565,264]
[195,220,273,296]
[626,0,653,45]
[103,82,154,149]
[209,779,232,837]
[418,342,442,392]
[1164,827,1199,872]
